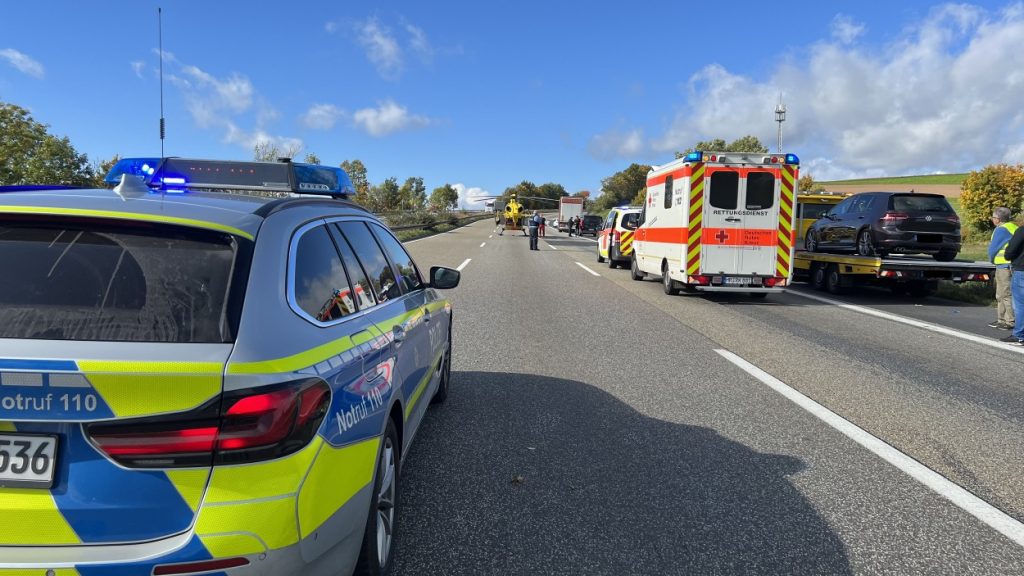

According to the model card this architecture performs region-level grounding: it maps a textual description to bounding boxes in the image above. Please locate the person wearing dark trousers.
[528,211,541,250]
[1000,224,1024,345]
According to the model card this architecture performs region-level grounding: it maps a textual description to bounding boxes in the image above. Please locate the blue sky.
[2,1,1023,208]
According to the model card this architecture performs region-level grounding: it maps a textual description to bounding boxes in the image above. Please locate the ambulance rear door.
[701,168,780,280]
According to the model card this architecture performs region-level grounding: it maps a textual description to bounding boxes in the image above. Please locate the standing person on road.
[1000,224,1024,346]
[988,207,1017,330]
[528,211,541,251]
[539,214,546,237]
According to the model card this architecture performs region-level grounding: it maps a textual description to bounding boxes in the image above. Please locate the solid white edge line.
[575,262,600,277]
[480,242,486,248]
[546,242,558,250]
[788,289,1024,355]
[714,348,1024,548]
[456,258,471,272]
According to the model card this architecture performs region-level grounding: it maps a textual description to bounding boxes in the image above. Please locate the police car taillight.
[87,379,331,468]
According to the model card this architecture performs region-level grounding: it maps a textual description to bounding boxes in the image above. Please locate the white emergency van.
[630,151,800,296]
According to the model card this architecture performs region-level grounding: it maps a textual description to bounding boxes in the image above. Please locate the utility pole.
[774,94,786,153]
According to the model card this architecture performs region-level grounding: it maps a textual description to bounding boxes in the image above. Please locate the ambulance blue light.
[785,153,800,165]
[684,152,702,162]
[104,157,162,185]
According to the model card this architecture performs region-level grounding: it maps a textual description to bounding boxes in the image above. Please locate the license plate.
[0,433,58,489]
[724,277,752,285]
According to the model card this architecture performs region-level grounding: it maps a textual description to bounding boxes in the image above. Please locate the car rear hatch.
[885,194,960,239]
[0,214,249,546]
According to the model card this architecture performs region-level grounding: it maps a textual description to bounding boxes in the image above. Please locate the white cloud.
[594,3,1024,180]
[831,15,866,44]
[452,183,493,210]
[301,103,346,130]
[357,18,402,80]
[405,23,434,61]
[353,100,433,137]
[325,21,338,34]
[131,61,145,79]
[0,48,44,79]
[163,55,301,155]
[588,129,646,161]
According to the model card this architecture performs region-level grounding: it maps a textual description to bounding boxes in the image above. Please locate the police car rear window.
[0,218,239,343]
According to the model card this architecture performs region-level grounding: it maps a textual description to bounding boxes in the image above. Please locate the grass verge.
[821,174,968,186]
[935,280,995,306]
[393,214,494,242]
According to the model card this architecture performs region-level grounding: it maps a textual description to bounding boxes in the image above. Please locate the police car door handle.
[392,324,407,343]
[422,307,430,322]
[724,216,741,222]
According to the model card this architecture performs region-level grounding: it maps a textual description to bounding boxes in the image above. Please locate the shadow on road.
[393,371,851,575]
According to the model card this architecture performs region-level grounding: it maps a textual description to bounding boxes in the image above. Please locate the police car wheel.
[355,419,400,576]
[431,332,451,404]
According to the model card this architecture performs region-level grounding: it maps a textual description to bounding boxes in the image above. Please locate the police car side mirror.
[429,266,461,289]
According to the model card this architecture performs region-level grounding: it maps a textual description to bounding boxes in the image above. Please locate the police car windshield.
[0,218,241,343]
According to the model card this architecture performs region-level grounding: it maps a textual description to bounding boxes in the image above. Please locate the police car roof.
[0,186,367,239]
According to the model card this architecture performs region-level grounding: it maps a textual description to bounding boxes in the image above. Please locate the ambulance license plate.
[0,434,58,489]
[724,277,751,286]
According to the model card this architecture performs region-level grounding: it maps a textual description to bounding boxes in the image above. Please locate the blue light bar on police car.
[103,157,163,185]
[103,158,355,197]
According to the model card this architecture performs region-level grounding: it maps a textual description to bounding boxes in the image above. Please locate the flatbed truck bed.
[793,251,994,297]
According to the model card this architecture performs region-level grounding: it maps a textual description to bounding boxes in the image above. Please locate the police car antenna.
[158,7,166,158]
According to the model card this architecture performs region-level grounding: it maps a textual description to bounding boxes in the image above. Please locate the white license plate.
[0,433,58,488]
[724,277,752,285]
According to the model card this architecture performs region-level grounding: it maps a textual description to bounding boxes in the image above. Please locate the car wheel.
[856,229,875,257]
[933,249,958,262]
[810,262,826,291]
[825,263,842,294]
[597,249,605,263]
[354,418,400,576]
[608,246,619,269]
[662,262,680,295]
[805,231,819,252]
[431,330,451,404]
[631,257,645,281]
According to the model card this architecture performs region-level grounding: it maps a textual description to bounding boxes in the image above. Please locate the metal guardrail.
[384,212,492,232]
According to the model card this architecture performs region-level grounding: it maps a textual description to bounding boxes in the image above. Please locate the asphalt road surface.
[396,219,1024,575]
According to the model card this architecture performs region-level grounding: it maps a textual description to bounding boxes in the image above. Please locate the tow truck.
[792,194,994,297]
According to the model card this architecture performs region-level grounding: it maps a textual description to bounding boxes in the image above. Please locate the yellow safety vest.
[994,222,1019,265]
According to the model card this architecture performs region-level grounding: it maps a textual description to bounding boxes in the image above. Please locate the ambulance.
[631,151,799,296]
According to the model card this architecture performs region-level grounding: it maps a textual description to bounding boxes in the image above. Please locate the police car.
[596,206,640,269]
[0,158,459,575]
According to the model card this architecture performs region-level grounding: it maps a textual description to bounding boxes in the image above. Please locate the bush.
[959,164,1024,233]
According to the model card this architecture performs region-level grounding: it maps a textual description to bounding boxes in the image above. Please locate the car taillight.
[613,230,621,243]
[688,275,711,285]
[88,379,331,468]
[879,211,909,224]
[763,277,785,288]
[947,214,960,224]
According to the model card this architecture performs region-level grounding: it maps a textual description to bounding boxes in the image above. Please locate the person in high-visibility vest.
[1000,223,1024,346]
[987,207,1018,330]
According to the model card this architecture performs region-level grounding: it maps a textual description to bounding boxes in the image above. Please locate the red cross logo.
[715,229,729,244]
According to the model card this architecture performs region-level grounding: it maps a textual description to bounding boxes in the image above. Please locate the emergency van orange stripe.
[702,228,777,247]
[641,227,687,244]
[776,165,797,277]
[646,167,691,187]
[686,163,705,275]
